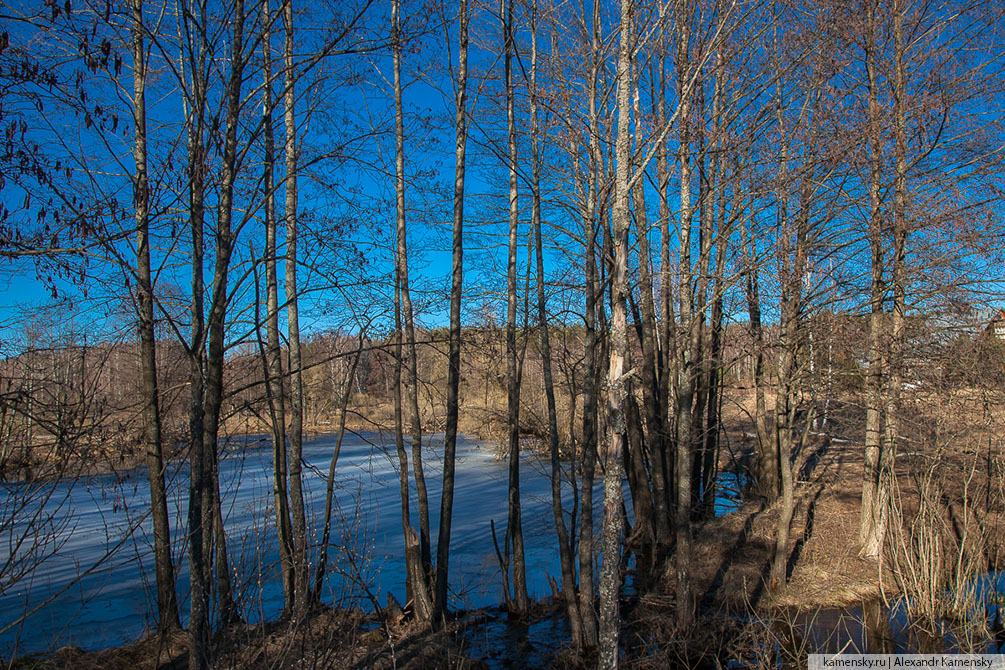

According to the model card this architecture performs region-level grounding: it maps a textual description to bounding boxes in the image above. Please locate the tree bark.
[882,0,907,558]
[742,188,774,499]
[859,0,888,557]
[314,339,363,597]
[392,0,433,621]
[261,0,294,612]
[132,0,180,632]
[434,0,468,622]
[575,0,603,647]
[502,0,529,615]
[672,0,696,628]
[654,21,677,526]
[283,0,309,616]
[200,0,246,629]
[629,44,663,555]
[599,0,633,663]
[184,3,211,666]
[528,1,583,646]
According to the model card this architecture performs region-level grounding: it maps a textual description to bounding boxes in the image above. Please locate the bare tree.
[598,0,633,662]
[392,0,434,622]
[130,0,180,633]
[259,0,295,611]
[283,0,310,616]
[434,0,469,622]
[502,0,529,615]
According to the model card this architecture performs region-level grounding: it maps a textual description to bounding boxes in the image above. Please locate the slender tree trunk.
[393,276,432,620]
[211,454,236,623]
[392,0,433,620]
[768,39,799,588]
[654,30,676,526]
[599,0,633,663]
[200,0,246,629]
[527,2,582,645]
[860,0,887,557]
[434,0,468,622]
[672,0,696,628]
[698,40,727,520]
[132,0,180,632]
[576,0,602,647]
[184,4,210,666]
[771,179,808,590]
[742,189,774,499]
[314,339,363,597]
[625,391,653,555]
[261,0,294,611]
[702,173,728,519]
[883,0,907,555]
[282,0,309,616]
[629,47,663,556]
[503,0,529,615]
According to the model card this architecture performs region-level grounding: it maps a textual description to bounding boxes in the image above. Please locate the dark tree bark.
[199,0,247,630]
[502,0,529,615]
[653,16,677,527]
[282,0,309,616]
[741,188,774,499]
[672,0,697,628]
[131,0,180,632]
[260,0,294,612]
[434,0,468,622]
[392,0,433,621]
[628,42,663,557]
[314,338,363,597]
[527,0,582,646]
[185,1,212,666]
[574,0,603,647]
[859,0,888,557]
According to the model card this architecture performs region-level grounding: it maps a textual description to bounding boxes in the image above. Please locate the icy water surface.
[0,432,590,657]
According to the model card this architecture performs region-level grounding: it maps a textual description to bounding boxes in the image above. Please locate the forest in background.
[3,0,1005,666]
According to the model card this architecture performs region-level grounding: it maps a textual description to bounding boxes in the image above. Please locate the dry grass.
[671,384,1005,618]
[10,608,489,670]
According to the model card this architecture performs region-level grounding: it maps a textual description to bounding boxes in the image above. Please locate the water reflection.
[780,588,1004,660]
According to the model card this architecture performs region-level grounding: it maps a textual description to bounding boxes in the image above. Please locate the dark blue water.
[0,432,600,657]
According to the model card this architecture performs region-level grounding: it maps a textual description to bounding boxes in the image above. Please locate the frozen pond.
[0,432,589,657]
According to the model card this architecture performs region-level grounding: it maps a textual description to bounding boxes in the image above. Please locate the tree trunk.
[629,45,665,554]
[576,0,602,647]
[698,41,727,520]
[883,0,907,558]
[599,0,633,663]
[392,0,433,621]
[672,0,696,628]
[261,0,294,611]
[503,0,529,615]
[132,0,180,632]
[859,0,888,557]
[200,0,246,630]
[741,190,774,500]
[184,4,211,667]
[434,0,468,622]
[654,25,677,526]
[528,1,582,645]
[283,0,309,616]
[314,339,363,597]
